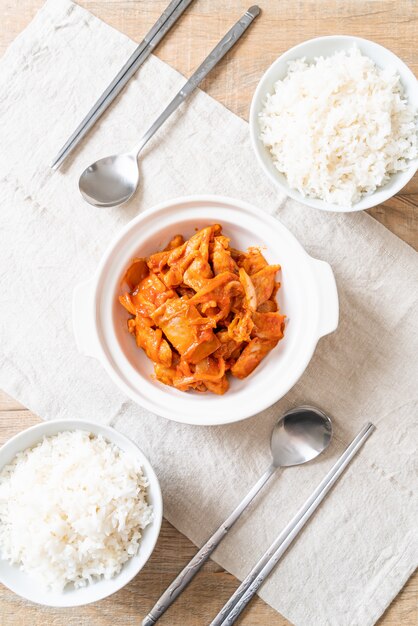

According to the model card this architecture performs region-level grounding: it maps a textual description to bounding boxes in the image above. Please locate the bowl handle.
[72,279,102,359]
[310,258,339,339]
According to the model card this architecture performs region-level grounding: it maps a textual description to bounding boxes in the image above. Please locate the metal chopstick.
[50,0,195,170]
[211,422,376,626]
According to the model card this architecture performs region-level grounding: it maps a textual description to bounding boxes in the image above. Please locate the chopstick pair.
[50,0,195,170]
[142,421,375,626]
[209,422,376,626]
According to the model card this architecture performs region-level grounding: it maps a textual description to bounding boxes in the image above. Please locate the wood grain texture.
[0,1,417,625]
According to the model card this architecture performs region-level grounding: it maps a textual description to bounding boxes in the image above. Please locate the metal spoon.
[79,6,260,208]
[142,406,332,626]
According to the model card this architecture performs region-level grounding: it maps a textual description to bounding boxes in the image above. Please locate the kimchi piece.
[119,225,285,395]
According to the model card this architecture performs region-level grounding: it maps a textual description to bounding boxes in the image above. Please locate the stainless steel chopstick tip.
[50,158,60,171]
[247,6,261,18]
[358,422,376,439]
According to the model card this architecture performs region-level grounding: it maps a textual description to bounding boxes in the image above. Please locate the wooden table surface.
[0,1,417,625]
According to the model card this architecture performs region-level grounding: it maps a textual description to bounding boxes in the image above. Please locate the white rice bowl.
[250,36,418,212]
[259,46,418,207]
[0,425,159,603]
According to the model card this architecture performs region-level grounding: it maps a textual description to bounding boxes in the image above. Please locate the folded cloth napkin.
[0,1,417,624]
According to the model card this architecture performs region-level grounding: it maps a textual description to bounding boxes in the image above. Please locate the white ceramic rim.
[249,35,418,213]
[73,195,339,426]
[0,420,163,607]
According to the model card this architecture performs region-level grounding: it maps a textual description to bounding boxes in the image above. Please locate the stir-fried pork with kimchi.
[119,225,285,394]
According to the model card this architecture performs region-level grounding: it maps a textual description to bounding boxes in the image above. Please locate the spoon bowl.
[270,405,332,467]
[79,153,139,207]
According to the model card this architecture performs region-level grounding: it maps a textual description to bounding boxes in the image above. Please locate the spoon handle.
[135,6,260,155]
[141,462,276,626]
[210,422,376,626]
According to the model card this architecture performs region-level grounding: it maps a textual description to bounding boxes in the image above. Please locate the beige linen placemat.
[0,1,417,624]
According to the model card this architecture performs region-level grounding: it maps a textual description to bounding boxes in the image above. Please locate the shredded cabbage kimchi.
[119,225,285,395]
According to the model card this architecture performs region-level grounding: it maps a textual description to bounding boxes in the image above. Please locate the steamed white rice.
[0,430,152,591]
[259,47,418,206]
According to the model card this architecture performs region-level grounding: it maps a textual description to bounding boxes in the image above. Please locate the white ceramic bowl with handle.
[0,420,163,607]
[250,36,418,212]
[73,195,339,425]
